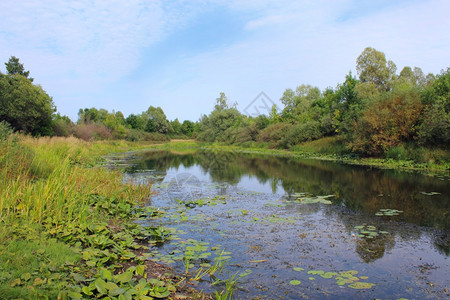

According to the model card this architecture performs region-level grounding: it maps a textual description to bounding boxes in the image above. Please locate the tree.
[181,120,194,137]
[170,118,182,135]
[0,73,54,135]
[356,47,396,91]
[5,56,33,82]
[125,114,145,130]
[145,106,172,134]
[280,84,321,120]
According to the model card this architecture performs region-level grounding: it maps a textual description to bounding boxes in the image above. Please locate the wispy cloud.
[0,0,449,121]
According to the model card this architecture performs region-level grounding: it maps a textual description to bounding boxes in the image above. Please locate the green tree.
[170,118,182,135]
[5,56,33,82]
[125,114,145,130]
[145,106,172,134]
[197,93,242,142]
[356,47,396,91]
[181,120,194,137]
[280,84,321,120]
[0,73,54,135]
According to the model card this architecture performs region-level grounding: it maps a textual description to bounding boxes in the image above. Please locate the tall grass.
[0,135,152,233]
[0,135,154,297]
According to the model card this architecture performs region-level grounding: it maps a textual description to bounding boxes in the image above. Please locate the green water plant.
[375,208,403,216]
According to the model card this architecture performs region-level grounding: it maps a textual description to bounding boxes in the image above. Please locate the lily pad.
[293,267,305,272]
[289,280,301,285]
[348,282,376,289]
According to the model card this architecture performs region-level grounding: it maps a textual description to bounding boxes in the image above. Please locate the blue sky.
[1,0,449,122]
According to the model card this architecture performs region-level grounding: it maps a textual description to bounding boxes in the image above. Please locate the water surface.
[113,149,449,299]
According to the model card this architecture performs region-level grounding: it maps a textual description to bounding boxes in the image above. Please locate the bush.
[350,89,423,155]
[0,120,13,141]
[257,123,292,148]
[279,121,322,148]
[73,123,112,141]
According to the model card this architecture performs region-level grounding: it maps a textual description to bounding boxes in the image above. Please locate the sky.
[1,0,449,122]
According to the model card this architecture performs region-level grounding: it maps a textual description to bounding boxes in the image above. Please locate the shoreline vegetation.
[0,134,448,299]
[0,135,215,299]
[0,46,448,298]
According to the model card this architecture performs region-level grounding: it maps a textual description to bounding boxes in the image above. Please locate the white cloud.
[1,0,449,121]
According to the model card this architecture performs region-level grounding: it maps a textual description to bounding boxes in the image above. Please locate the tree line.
[1,47,449,159]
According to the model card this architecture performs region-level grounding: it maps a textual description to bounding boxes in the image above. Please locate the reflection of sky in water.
[113,150,449,299]
[163,165,286,196]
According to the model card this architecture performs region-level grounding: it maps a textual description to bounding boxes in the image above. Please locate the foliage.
[4,56,33,82]
[198,92,243,142]
[145,106,172,134]
[0,72,55,136]
[52,113,74,137]
[356,47,396,91]
[350,89,423,155]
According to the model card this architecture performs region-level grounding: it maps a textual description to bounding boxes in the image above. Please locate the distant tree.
[170,118,182,135]
[197,92,242,142]
[125,114,145,130]
[5,56,33,82]
[181,120,194,137]
[280,84,321,120]
[215,92,229,111]
[356,47,396,91]
[52,113,73,137]
[0,72,54,135]
[145,106,172,134]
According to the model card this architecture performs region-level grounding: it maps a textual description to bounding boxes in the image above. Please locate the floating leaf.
[308,270,324,275]
[293,267,304,272]
[289,280,301,285]
[348,282,376,289]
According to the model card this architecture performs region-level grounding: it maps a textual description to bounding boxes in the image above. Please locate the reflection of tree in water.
[355,235,395,263]
[127,149,450,254]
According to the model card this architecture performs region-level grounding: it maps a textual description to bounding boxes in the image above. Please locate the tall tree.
[0,73,54,135]
[5,56,33,82]
[356,47,396,91]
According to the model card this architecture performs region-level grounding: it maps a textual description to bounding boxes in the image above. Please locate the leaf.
[10,278,22,287]
[136,265,145,276]
[20,273,31,281]
[348,282,376,289]
[293,267,304,272]
[67,291,83,299]
[71,272,86,282]
[94,278,108,295]
[307,270,324,275]
[289,280,301,285]
[82,286,94,296]
[100,268,113,281]
[114,271,133,284]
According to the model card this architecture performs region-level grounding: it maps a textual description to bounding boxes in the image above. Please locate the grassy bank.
[147,138,449,175]
[0,135,211,299]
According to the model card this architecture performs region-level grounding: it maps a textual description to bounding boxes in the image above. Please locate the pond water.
[112,149,449,299]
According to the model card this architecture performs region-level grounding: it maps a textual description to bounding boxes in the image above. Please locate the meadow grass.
[0,135,155,298]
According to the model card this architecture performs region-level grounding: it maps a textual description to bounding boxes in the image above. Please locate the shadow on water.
[118,149,449,299]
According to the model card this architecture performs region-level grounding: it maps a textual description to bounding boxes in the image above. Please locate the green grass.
[147,138,449,174]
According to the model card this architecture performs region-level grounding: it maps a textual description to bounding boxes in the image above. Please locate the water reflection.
[123,149,450,259]
[127,150,449,230]
[118,149,450,298]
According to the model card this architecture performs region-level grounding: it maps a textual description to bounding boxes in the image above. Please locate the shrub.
[0,120,13,141]
[350,89,423,155]
[73,123,112,141]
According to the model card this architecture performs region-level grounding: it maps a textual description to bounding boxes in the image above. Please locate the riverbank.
[0,136,211,299]
[148,137,449,176]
